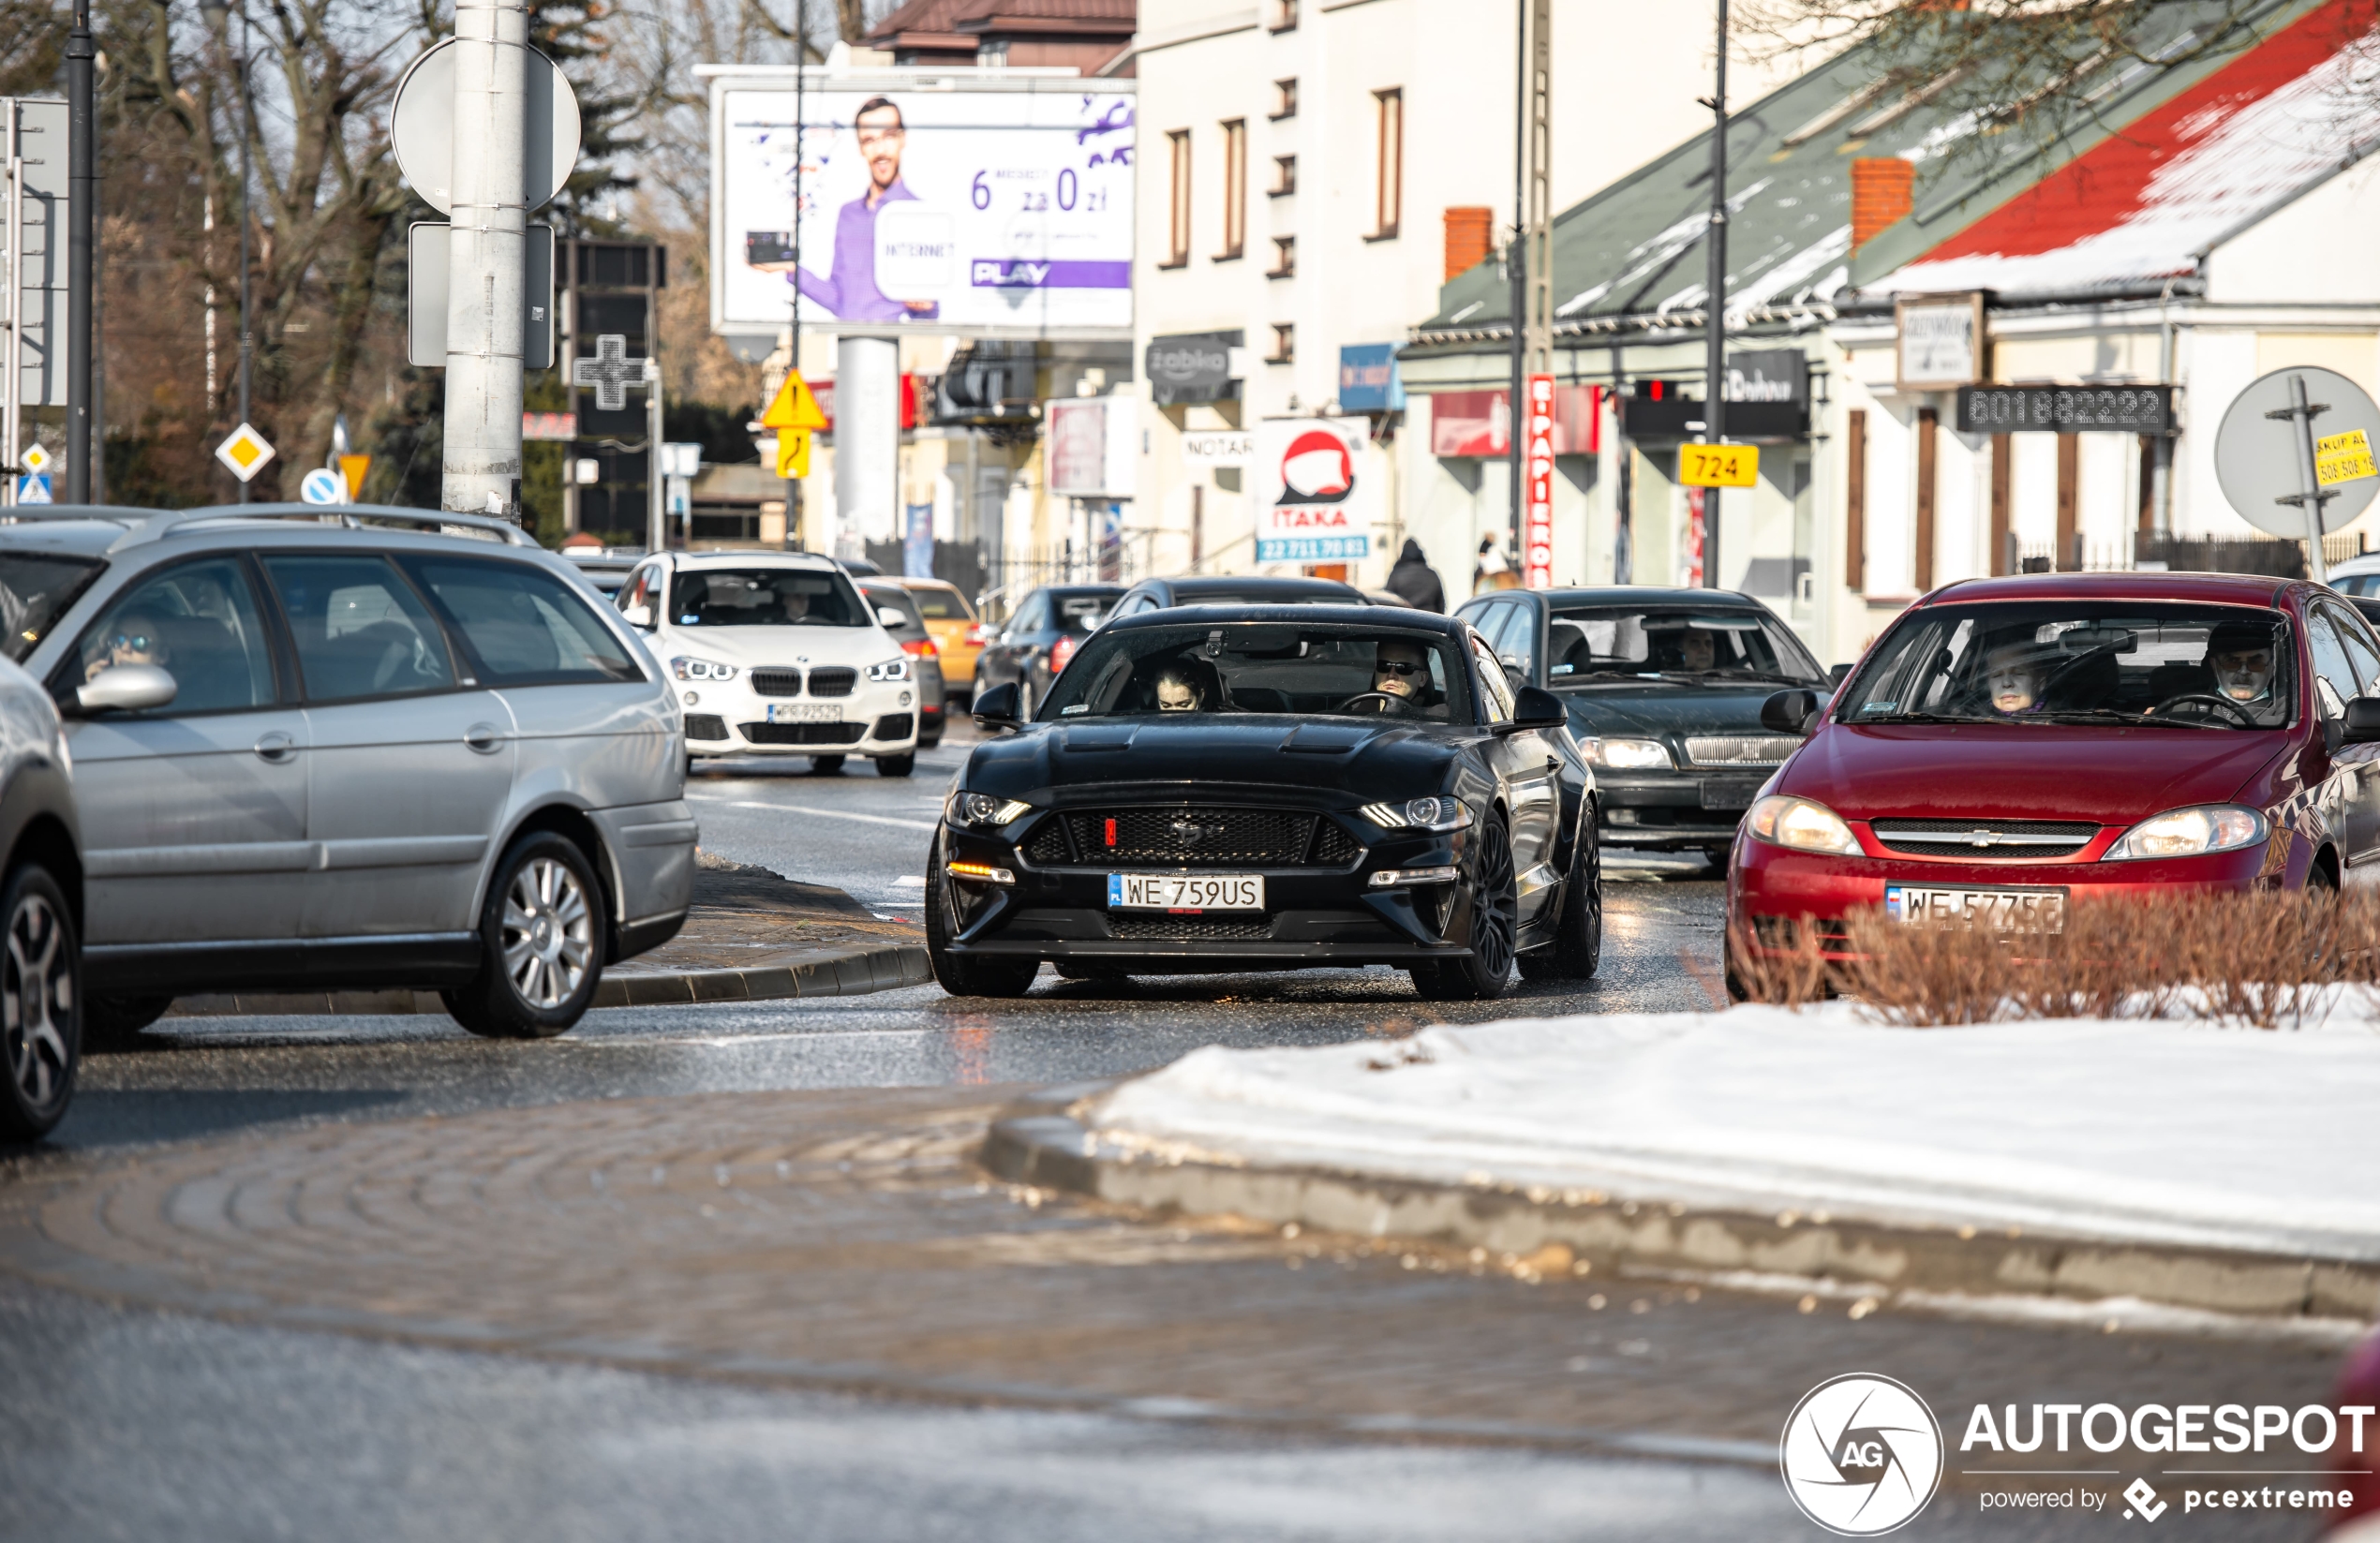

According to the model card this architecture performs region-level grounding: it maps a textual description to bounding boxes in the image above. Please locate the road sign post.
[2214,366,2380,584]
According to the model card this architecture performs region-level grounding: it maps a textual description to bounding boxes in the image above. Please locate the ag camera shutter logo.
[1780,1373,1944,1536]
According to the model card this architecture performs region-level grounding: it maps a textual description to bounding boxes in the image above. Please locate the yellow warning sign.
[20,443,49,474]
[1678,441,1759,489]
[2317,430,2377,488]
[338,453,372,500]
[215,423,276,482]
[762,371,828,432]
[775,431,811,480]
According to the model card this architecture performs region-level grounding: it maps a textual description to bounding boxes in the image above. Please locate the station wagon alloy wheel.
[0,866,79,1140]
[505,855,594,1009]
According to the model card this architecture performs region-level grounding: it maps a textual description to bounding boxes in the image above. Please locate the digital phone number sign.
[1956,385,2176,435]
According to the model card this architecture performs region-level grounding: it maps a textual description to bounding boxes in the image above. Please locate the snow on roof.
[1884,1,2380,297]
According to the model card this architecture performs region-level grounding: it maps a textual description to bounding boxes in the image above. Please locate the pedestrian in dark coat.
[1385,538,1446,612]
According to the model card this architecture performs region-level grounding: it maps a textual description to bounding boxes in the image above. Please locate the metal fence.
[2007,531,2373,580]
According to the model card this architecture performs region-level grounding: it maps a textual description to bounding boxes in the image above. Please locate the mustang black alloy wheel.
[443,832,605,1039]
[1519,814,1601,982]
[926,834,1038,998]
[1412,809,1516,1001]
[0,864,79,1141]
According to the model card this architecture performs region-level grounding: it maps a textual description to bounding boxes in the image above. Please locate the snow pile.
[1089,1002,2380,1261]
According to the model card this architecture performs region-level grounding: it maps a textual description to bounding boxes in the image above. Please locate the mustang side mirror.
[1762,689,1822,736]
[73,663,178,716]
[2343,696,2380,746]
[972,681,1021,732]
[1508,685,1567,732]
[619,602,654,630]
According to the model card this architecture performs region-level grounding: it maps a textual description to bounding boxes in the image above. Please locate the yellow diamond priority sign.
[216,423,276,482]
[20,443,49,475]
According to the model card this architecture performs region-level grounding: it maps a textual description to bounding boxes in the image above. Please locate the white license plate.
[1884,884,2066,932]
[766,702,842,724]
[1107,873,1265,912]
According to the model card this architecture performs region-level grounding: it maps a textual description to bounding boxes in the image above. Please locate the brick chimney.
[1443,206,1493,281]
[1851,158,1915,251]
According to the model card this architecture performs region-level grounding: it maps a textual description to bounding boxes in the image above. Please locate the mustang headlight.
[867,656,911,682]
[1579,736,1673,769]
[2103,805,2268,862]
[1360,796,1473,832]
[670,655,738,681]
[1747,794,1862,856]
[949,791,1033,826]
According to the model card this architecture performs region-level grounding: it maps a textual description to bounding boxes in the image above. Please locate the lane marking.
[695,798,940,832]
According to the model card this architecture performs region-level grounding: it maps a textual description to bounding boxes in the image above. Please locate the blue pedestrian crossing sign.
[17,472,50,504]
[299,467,350,505]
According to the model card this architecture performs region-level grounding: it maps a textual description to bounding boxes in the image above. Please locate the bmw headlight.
[1747,794,1863,856]
[1359,796,1473,832]
[1579,736,1673,769]
[2103,805,2268,862]
[868,657,912,682]
[670,655,738,682]
[949,791,1033,826]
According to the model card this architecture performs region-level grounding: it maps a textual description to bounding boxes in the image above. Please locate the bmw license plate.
[1884,884,2066,932]
[766,702,841,724]
[1108,873,1264,912]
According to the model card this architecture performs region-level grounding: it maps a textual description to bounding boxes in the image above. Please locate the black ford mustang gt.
[927,606,1600,1000]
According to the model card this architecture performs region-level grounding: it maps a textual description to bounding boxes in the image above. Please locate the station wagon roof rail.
[102,502,539,554]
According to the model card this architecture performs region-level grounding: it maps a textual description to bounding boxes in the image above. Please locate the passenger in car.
[1153,662,1212,712]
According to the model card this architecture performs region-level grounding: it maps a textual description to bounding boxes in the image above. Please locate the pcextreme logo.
[1781,1373,1946,1536]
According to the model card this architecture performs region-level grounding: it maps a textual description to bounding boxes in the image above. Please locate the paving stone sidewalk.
[169,856,929,1017]
[0,1085,2343,1484]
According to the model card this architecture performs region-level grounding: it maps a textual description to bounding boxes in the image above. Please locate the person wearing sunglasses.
[1348,637,1447,720]
[84,610,171,684]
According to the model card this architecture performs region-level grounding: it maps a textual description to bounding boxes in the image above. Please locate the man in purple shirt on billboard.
[796,97,939,323]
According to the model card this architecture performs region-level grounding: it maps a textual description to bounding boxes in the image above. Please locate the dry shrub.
[1721,922,1830,1008]
[1834,888,2380,1028]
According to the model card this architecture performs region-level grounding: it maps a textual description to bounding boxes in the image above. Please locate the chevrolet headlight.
[1359,796,1472,831]
[1580,736,1673,769]
[949,791,1033,826]
[670,655,738,681]
[867,657,912,682]
[1747,794,1862,856]
[2103,805,2268,862]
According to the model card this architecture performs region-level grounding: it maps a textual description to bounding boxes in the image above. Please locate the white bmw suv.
[616,552,923,777]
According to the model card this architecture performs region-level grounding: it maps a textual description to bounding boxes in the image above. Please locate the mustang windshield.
[1046,623,1474,723]
[1843,604,2296,730]
[1548,606,1823,685]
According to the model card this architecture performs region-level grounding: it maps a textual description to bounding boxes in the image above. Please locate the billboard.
[1256,418,1378,565]
[711,72,1134,339]
[1046,395,1134,498]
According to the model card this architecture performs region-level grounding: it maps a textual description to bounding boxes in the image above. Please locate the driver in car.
[1984,641,2047,716]
[84,610,171,684]
[2207,621,2278,705]
[1348,639,1447,719]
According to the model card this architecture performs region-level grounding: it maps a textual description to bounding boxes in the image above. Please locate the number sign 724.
[1679,442,1760,489]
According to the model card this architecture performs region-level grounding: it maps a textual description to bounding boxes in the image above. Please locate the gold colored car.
[900,578,981,700]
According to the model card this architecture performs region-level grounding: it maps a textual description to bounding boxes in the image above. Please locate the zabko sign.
[1256,417,1377,564]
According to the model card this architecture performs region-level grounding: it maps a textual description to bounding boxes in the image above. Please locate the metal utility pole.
[1505,0,1525,565]
[786,0,806,549]
[1702,0,1729,587]
[236,6,253,503]
[65,0,93,502]
[440,0,532,521]
[2276,373,2336,586]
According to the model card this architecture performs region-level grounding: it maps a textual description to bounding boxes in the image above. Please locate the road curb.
[166,941,932,1017]
[980,1086,2380,1324]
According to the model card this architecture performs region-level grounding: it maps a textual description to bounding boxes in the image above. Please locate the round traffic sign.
[2214,365,2380,537]
[390,39,582,216]
[299,467,349,505]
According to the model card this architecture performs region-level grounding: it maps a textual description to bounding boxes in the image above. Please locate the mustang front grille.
[1683,734,1802,766]
[1062,808,1348,866]
[1108,914,1273,941]
[1869,817,2100,859]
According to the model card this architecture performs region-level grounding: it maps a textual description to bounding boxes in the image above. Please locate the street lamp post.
[198,0,253,503]
[65,0,93,502]
[1702,0,1729,587]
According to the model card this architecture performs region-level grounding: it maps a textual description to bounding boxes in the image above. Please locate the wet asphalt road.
[0,720,2351,1543]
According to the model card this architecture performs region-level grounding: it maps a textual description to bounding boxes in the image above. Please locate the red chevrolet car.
[1728,572,2380,972]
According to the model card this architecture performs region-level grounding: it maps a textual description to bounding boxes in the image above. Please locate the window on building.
[1269,324,1295,364]
[1272,79,1298,119]
[1217,119,1247,260]
[1270,0,1298,31]
[1163,130,1191,268]
[1372,89,1404,239]
[1271,154,1296,198]
[1268,236,1295,278]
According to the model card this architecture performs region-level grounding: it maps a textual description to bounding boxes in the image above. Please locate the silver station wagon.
[0,505,697,1043]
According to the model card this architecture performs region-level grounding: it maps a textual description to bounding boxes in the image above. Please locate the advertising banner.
[1255,417,1377,565]
[712,74,1134,338]
[1522,374,1554,589]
